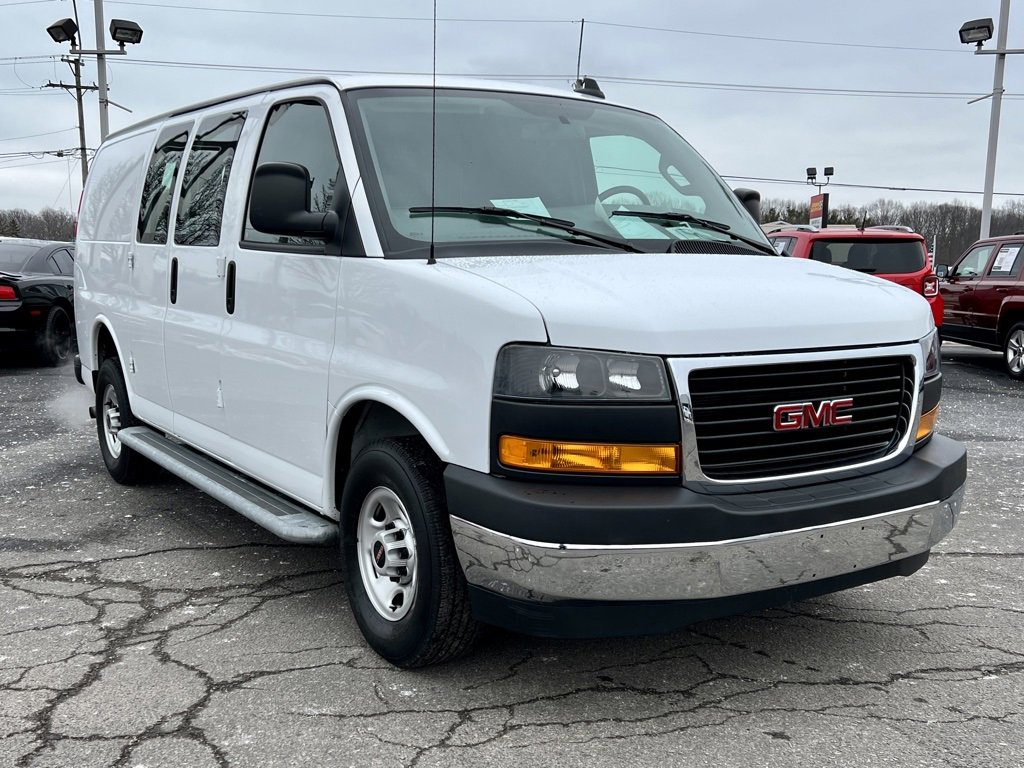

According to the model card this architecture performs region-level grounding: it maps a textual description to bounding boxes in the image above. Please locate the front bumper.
[452,484,963,603]
[445,434,966,632]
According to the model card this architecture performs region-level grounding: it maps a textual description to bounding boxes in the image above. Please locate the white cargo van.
[75,77,966,667]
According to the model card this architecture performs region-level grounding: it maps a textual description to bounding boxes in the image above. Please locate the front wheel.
[340,437,479,667]
[1005,322,1024,380]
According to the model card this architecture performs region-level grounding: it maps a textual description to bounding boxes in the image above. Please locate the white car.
[75,77,965,667]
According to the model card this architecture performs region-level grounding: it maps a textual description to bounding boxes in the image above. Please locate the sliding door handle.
[169,257,178,304]
[225,260,236,314]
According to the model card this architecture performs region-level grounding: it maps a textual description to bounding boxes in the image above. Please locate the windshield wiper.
[410,205,643,254]
[611,210,777,256]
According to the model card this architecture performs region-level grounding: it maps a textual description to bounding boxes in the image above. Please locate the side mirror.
[249,162,337,240]
[733,187,761,221]
[772,241,787,256]
[935,264,949,279]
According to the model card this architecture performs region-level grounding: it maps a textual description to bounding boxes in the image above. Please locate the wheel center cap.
[373,541,386,569]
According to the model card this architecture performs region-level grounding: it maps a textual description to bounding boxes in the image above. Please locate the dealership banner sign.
[810,193,829,228]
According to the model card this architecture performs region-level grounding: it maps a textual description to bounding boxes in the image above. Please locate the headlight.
[920,329,940,378]
[494,345,672,401]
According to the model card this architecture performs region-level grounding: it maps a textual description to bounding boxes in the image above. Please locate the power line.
[0,127,77,142]
[106,1,568,23]
[587,20,966,54]
[104,2,968,55]
[0,157,73,171]
[82,57,1024,101]
[721,175,1024,197]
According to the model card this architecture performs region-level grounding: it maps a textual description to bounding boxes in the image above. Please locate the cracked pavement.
[1,343,1022,767]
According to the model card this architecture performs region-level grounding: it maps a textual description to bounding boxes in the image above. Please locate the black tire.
[95,358,154,485]
[1004,322,1024,381]
[38,305,73,366]
[340,437,479,668]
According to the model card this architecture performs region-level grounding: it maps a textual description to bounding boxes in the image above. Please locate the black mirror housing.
[733,187,761,221]
[935,264,949,279]
[250,162,336,240]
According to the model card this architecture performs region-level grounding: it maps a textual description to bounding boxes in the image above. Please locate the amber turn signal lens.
[498,435,679,474]
[916,405,939,442]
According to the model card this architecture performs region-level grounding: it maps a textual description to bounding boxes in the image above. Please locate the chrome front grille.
[688,356,915,481]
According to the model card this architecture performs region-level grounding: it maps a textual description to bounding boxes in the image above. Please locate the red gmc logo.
[773,398,854,431]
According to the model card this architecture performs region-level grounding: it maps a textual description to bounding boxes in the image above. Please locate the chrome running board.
[117,426,337,545]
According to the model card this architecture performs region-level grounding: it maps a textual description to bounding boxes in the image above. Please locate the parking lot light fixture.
[959,18,994,47]
[109,19,143,48]
[46,17,79,45]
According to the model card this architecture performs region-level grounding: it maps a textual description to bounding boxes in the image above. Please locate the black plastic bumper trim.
[444,433,966,546]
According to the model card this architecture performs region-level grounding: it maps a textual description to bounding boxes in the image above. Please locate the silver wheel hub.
[1007,329,1024,375]
[356,486,418,621]
[101,384,122,459]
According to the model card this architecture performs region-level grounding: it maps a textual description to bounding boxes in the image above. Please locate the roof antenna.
[427,0,438,265]
[576,18,584,82]
[572,18,605,99]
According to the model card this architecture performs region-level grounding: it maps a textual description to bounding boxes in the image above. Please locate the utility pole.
[45,57,97,185]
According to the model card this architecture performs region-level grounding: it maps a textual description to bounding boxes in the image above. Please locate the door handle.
[225,260,236,314]
[169,257,178,304]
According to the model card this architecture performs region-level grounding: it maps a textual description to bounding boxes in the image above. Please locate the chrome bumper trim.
[451,484,965,603]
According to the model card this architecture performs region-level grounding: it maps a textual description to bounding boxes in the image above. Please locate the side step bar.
[117,426,338,545]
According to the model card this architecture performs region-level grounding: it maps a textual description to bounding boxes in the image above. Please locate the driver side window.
[590,135,706,214]
[955,245,993,277]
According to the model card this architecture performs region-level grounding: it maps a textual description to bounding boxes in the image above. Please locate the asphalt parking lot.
[1,344,1022,768]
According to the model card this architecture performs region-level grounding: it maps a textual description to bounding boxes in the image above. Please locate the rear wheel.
[341,437,479,667]
[96,358,154,484]
[1005,322,1024,380]
[38,305,72,366]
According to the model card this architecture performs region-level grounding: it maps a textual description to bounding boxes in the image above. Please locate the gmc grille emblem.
[773,398,854,431]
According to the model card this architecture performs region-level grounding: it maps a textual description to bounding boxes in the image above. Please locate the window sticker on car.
[608,209,669,240]
[991,245,1021,275]
[665,223,729,242]
[489,197,551,218]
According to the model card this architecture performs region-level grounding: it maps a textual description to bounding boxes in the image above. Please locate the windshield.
[346,87,770,258]
[0,243,36,272]
[809,239,926,274]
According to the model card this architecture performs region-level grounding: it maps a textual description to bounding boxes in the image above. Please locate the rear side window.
[138,123,191,244]
[987,243,1022,277]
[52,249,74,275]
[175,111,246,246]
[243,100,340,247]
[809,239,925,274]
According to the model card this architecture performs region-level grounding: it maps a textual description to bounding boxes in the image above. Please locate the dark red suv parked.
[766,225,942,329]
[938,233,1024,380]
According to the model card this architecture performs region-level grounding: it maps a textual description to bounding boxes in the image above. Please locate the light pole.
[45,7,144,179]
[959,2,1023,239]
[806,166,833,229]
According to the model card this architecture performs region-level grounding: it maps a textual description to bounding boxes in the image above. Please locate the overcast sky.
[1,0,1021,216]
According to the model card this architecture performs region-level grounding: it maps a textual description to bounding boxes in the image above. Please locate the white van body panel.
[445,253,935,354]
[327,258,548,478]
[76,130,152,387]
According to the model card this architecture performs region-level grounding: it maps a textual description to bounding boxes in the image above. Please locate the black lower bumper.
[444,434,966,546]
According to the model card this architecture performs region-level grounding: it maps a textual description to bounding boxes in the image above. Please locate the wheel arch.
[326,391,451,519]
[997,301,1024,340]
[88,317,127,391]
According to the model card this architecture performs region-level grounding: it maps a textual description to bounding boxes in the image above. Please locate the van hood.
[441,252,933,355]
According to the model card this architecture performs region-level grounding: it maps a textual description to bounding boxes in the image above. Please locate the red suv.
[938,233,1024,380]
[766,225,942,329]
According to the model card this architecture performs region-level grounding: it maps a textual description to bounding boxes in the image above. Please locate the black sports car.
[0,238,76,366]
